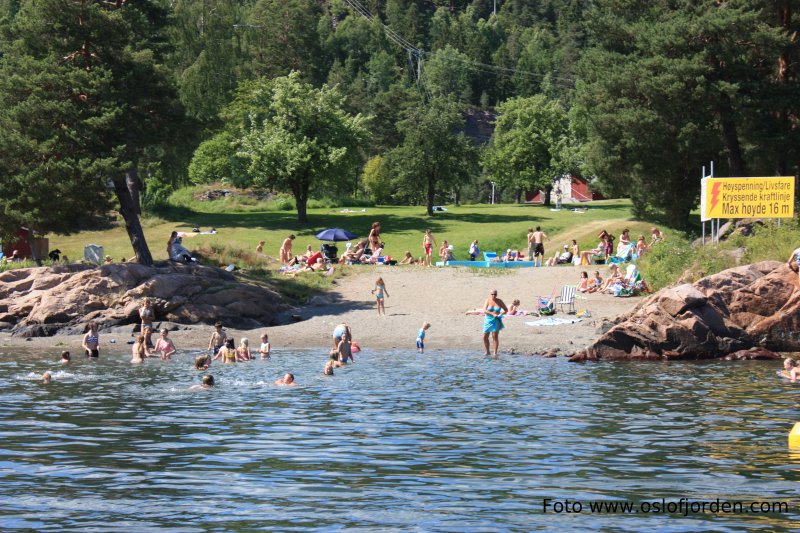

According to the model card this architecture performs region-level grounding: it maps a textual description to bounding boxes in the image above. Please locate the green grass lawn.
[50,196,652,264]
[17,185,797,295]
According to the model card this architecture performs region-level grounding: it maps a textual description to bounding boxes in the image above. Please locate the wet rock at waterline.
[0,263,288,336]
[571,261,797,361]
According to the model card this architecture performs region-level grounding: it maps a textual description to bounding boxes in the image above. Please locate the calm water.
[1,347,799,531]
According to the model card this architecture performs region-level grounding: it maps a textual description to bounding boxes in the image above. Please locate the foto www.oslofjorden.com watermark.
[541,498,791,516]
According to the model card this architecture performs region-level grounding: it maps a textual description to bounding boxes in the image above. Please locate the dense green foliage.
[233,73,369,222]
[637,219,799,290]
[0,0,182,263]
[0,0,798,260]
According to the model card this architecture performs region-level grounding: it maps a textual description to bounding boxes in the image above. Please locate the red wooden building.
[525,175,604,204]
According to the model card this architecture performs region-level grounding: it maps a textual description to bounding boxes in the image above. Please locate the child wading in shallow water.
[416,322,431,353]
[259,333,271,359]
[337,332,354,363]
[371,277,390,315]
[82,322,100,358]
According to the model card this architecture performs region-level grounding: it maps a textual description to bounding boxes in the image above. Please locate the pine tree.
[0,0,184,263]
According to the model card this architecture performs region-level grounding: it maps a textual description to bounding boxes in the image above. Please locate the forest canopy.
[0,0,797,256]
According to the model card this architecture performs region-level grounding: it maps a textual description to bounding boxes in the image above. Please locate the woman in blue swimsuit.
[482,289,508,356]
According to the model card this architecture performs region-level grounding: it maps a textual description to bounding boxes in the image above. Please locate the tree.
[483,95,574,204]
[169,0,249,123]
[233,72,369,223]
[247,0,326,85]
[387,97,478,215]
[576,0,793,227]
[0,54,115,247]
[423,44,474,100]
[361,155,394,203]
[188,132,236,184]
[0,0,183,264]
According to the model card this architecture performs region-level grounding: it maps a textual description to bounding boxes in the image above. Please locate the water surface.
[1,348,798,531]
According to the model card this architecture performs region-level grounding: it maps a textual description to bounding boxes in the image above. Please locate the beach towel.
[525,317,584,326]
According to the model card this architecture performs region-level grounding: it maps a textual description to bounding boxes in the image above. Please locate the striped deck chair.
[555,284,577,314]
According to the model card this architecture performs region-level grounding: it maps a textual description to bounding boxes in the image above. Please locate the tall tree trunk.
[515,188,522,204]
[426,174,435,216]
[113,174,153,265]
[543,185,552,207]
[775,1,792,176]
[718,93,746,176]
[126,168,142,216]
[296,195,308,223]
[294,178,309,223]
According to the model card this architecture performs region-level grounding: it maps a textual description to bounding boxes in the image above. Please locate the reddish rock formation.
[0,263,287,336]
[571,261,797,361]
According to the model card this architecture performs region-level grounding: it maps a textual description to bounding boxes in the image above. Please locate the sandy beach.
[0,265,643,356]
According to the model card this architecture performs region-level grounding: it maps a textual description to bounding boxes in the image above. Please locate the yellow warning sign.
[703,177,795,219]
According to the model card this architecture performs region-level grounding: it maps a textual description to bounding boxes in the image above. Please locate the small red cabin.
[525,175,604,204]
[2,228,33,259]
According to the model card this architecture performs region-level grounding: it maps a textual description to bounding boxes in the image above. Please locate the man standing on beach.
[531,226,549,267]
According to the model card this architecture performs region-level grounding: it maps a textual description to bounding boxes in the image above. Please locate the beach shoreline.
[0,266,642,356]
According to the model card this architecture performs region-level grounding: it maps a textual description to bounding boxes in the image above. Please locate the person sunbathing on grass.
[339,240,367,264]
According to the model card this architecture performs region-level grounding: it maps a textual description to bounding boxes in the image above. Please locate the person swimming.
[275,373,296,386]
[195,355,210,371]
[783,358,799,382]
[323,360,335,376]
[190,374,215,390]
[60,351,71,365]
[42,371,52,384]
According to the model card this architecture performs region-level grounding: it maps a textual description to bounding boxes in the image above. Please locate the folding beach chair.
[555,284,577,314]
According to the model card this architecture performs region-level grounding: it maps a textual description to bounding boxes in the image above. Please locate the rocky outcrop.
[571,261,799,361]
[0,263,288,336]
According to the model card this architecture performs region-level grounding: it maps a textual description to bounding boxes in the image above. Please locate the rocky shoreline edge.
[0,261,797,361]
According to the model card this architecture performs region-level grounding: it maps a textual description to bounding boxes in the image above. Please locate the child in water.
[207,321,227,358]
[371,277,389,316]
[60,351,71,365]
[259,333,271,359]
[337,332,354,363]
[783,358,800,382]
[213,338,237,364]
[82,322,100,358]
[416,322,431,353]
[236,338,252,361]
[195,355,210,371]
[190,375,215,390]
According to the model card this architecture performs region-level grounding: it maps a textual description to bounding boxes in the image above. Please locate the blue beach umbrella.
[315,228,358,242]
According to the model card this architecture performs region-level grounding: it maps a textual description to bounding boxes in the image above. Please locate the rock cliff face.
[571,261,799,361]
[0,263,287,336]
